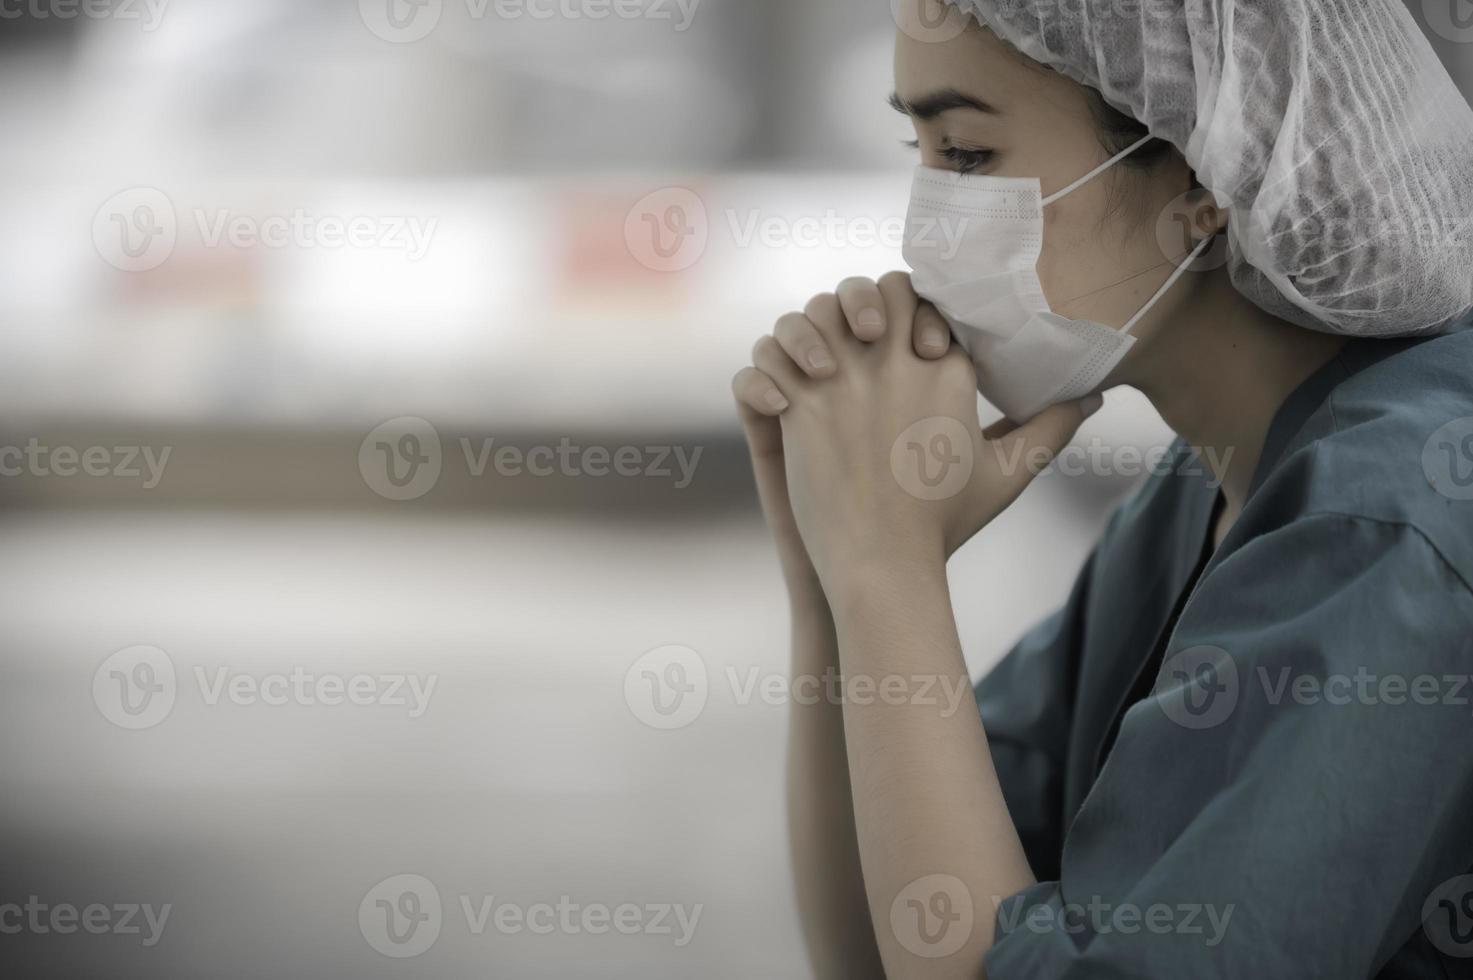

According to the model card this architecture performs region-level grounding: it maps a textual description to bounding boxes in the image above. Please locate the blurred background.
[0,2,1468,976]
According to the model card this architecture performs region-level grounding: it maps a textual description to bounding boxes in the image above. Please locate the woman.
[730,1,1473,977]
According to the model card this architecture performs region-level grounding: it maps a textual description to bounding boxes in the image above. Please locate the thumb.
[985,394,1104,501]
[736,399,785,464]
[735,399,796,530]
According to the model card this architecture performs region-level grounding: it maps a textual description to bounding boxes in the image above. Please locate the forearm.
[829,555,1034,980]
[785,589,886,979]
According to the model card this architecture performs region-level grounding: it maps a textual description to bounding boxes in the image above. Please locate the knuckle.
[915,301,946,328]
[751,334,781,362]
[772,311,806,334]
[803,292,840,321]
[772,314,810,346]
[731,369,753,399]
[877,269,914,293]
[734,371,775,409]
[835,276,875,298]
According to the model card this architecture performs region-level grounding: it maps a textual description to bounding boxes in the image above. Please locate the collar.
[1245,336,1429,499]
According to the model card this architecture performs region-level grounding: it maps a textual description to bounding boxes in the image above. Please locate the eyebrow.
[888,89,1000,120]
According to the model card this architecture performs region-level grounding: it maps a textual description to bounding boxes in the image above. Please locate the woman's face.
[892,0,1200,341]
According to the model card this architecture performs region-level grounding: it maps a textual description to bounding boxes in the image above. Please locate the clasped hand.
[732,272,1102,596]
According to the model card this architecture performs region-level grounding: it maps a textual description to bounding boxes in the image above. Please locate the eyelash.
[902,139,994,175]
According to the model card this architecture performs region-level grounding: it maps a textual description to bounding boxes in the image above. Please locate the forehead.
[892,4,1081,118]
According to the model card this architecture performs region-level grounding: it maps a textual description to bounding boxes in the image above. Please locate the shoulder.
[1242,329,1473,594]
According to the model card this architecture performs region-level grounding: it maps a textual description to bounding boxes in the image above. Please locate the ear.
[1182,185,1230,241]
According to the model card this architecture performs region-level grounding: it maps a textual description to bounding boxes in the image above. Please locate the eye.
[900,139,994,175]
[939,145,993,175]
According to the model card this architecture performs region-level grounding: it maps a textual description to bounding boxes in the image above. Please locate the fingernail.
[1080,394,1105,418]
[807,348,834,371]
[857,308,884,332]
[765,390,790,411]
[920,327,948,353]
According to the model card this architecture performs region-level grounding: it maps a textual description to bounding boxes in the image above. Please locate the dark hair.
[1085,90,1173,171]
[1084,89,1191,227]
[998,33,1185,221]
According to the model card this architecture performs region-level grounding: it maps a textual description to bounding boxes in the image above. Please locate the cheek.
[1034,206,1103,307]
[1034,201,1164,312]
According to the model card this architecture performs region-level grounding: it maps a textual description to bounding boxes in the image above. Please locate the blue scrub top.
[978,317,1473,978]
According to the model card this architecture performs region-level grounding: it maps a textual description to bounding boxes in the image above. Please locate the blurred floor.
[0,465,1117,978]
[0,510,800,978]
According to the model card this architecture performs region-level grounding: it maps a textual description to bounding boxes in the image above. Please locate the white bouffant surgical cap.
[942,0,1473,337]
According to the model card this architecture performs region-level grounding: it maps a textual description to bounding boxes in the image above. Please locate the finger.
[986,395,1104,500]
[836,276,887,342]
[751,334,808,393]
[802,292,853,351]
[913,302,952,359]
[733,396,799,542]
[982,417,1018,441]
[773,313,837,378]
[734,392,783,458]
[732,365,790,417]
[876,271,922,355]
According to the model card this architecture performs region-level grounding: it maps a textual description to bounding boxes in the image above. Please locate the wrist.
[787,580,832,626]
[781,561,828,610]
[819,540,949,615]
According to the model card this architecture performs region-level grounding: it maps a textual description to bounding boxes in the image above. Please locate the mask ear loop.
[1037,130,1211,334]
[1121,233,1217,335]
[1040,134,1157,207]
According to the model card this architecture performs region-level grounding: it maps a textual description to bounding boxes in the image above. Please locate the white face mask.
[903,135,1214,422]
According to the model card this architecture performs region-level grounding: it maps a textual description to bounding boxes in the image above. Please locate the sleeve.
[984,513,1473,979]
[974,543,1097,882]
